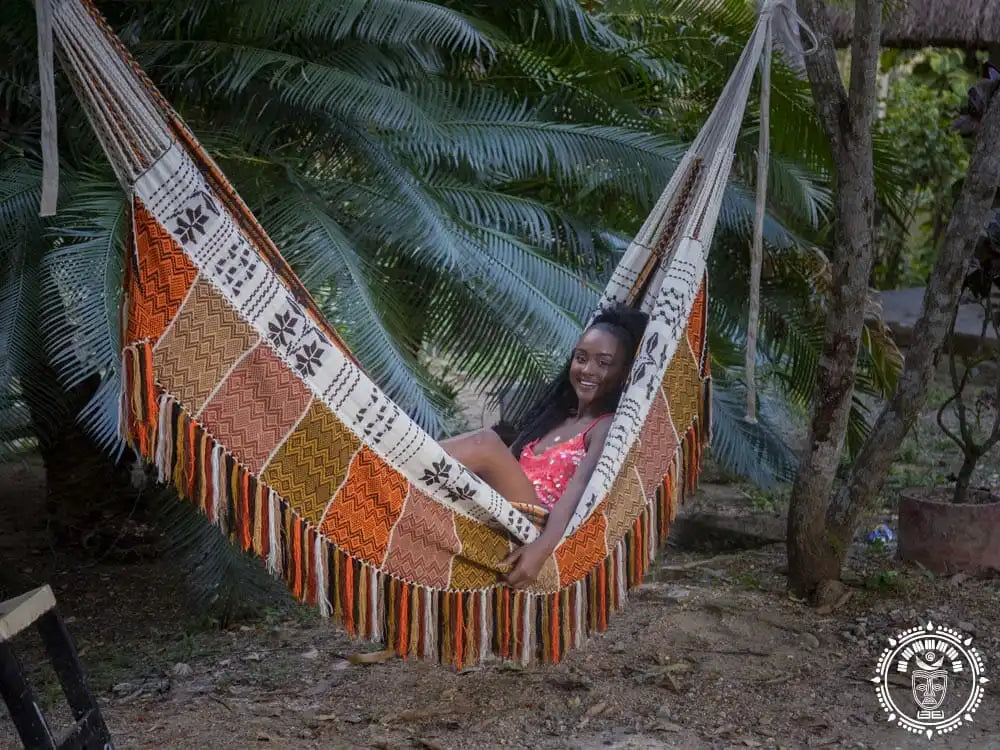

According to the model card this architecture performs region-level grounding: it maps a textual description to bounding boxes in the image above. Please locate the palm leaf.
[709,373,799,488]
[39,176,127,454]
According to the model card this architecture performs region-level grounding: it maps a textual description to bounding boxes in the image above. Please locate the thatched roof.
[829,0,1000,50]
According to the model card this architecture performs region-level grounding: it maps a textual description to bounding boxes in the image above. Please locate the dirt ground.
[1,446,998,750]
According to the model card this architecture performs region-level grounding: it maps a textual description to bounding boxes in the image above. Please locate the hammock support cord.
[745,0,817,423]
[30,0,815,666]
[569,0,815,537]
[745,26,773,424]
[35,0,58,215]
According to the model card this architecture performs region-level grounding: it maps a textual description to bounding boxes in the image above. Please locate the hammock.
[36,0,808,666]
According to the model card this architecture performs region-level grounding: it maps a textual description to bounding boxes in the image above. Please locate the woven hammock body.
[41,0,794,666]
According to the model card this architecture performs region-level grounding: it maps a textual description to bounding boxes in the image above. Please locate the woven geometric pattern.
[661,334,702,436]
[686,281,708,366]
[198,344,314,473]
[632,392,680,500]
[319,447,408,567]
[125,200,198,345]
[262,401,362,525]
[153,279,259,413]
[602,454,645,549]
[383,488,459,589]
[450,514,511,590]
[554,510,608,584]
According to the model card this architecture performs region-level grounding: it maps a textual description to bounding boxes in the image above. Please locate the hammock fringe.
[122,340,709,668]
[70,0,774,666]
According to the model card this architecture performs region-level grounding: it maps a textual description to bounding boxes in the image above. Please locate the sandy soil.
[1,454,998,750]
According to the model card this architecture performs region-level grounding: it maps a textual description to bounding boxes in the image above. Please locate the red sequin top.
[518,416,611,510]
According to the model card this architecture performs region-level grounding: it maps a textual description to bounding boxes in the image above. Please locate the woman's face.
[568,327,628,408]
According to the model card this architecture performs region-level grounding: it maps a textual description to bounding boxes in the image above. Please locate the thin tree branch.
[845,0,883,142]
[798,0,848,149]
[950,321,976,451]
[936,392,966,453]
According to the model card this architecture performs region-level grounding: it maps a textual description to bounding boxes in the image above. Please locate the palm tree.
[1,0,906,603]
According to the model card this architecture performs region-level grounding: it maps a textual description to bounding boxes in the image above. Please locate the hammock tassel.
[35,0,59,216]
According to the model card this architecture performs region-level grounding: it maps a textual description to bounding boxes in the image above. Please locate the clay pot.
[898,487,1000,574]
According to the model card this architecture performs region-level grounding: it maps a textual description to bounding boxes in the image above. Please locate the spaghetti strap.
[581,413,614,442]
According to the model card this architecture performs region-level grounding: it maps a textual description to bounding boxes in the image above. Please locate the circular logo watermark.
[871,621,988,739]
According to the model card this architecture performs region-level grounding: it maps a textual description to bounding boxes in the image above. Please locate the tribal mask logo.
[872,622,988,739]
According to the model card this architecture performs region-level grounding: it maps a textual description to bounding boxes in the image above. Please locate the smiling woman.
[441,305,648,586]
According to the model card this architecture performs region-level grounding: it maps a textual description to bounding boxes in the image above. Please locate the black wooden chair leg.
[0,640,57,749]
[36,610,112,749]
[0,586,114,750]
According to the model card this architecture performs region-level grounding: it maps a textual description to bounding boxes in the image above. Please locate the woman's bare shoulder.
[584,414,614,450]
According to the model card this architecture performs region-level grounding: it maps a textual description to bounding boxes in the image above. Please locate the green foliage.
[873,50,977,288]
[0,0,930,617]
[0,0,852,605]
[1,0,830,470]
[153,484,288,626]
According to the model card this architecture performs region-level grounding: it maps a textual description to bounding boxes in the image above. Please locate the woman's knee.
[447,428,503,450]
[473,428,507,451]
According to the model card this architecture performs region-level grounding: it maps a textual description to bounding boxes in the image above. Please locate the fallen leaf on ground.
[348,649,396,665]
[707,724,737,738]
[662,673,682,692]
[654,720,683,732]
[662,661,693,673]
[799,632,820,649]
[381,708,452,724]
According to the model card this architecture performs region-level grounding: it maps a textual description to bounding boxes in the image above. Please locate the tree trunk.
[953,455,977,504]
[786,0,883,596]
[822,92,1000,542]
[21,362,138,547]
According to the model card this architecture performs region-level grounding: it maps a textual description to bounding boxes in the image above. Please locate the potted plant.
[897,210,1000,574]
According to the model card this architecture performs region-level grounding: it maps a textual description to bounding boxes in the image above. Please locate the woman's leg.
[442,429,540,506]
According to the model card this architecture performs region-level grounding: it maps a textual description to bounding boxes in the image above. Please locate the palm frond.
[263,188,450,434]
[709,373,799,488]
[40,177,127,454]
[0,158,52,447]
[152,484,284,623]
[433,181,602,260]
[140,0,489,56]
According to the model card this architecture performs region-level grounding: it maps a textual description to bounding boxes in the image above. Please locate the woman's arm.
[501,417,612,587]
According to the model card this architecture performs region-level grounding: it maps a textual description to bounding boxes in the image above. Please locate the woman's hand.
[500,539,555,587]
